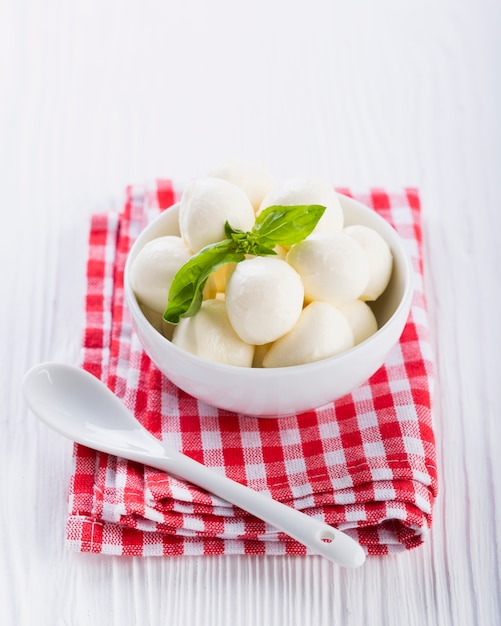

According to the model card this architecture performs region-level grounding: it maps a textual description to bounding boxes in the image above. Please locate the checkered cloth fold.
[66,181,437,557]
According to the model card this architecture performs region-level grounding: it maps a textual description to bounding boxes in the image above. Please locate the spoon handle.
[148,446,365,568]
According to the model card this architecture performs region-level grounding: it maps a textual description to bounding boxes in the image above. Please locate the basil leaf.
[252,204,326,246]
[252,243,277,256]
[224,220,245,239]
[163,240,245,324]
[223,221,275,256]
[162,203,326,324]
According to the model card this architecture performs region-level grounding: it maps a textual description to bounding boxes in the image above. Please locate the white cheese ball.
[262,302,354,368]
[202,263,237,299]
[206,159,277,213]
[172,299,255,367]
[225,256,304,345]
[258,176,344,234]
[344,225,393,300]
[286,232,370,305]
[338,300,378,345]
[179,177,255,252]
[130,236,192,314]
[252,342,273,368]
[211,262,236,294]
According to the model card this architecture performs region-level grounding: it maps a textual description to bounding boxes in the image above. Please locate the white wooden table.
[2,1,500,624]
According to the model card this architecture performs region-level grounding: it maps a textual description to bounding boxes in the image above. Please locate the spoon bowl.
[22,361,366,568]
[22,362,167,460]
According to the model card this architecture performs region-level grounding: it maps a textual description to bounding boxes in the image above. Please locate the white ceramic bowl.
[124,195,413,417]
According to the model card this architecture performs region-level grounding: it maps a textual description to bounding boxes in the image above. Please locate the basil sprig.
[163,204,326,324]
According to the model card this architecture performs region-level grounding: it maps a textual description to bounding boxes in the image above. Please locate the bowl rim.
[123,193,414,377]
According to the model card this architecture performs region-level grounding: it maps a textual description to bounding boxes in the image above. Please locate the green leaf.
[252,204,326,247]
[224,220,245,239]
[163,240,245,324]
[162,204,326,324]
[252,243,277,256]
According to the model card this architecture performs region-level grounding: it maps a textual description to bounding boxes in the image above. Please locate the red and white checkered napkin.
[66,181,437,558]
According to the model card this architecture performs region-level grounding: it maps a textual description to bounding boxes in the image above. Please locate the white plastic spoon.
[22,362,366,568]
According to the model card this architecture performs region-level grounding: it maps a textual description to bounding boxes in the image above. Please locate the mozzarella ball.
[286,232,370,305]
[337,300,378,345]
[273,245,289,260]
[262,302,354,368]
[130,236,192,314]
[206,159,277,213]
[172,299,255,367]
[202,273,219,300]
[211,262,236,294]
[225,256,304,345]
[252,342,273,368]
[202,263,237,300]
[258,176,344,233]
[344,225,393,300]
[179,177,255,252]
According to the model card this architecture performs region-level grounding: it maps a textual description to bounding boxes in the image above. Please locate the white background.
[1,1,500,624]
